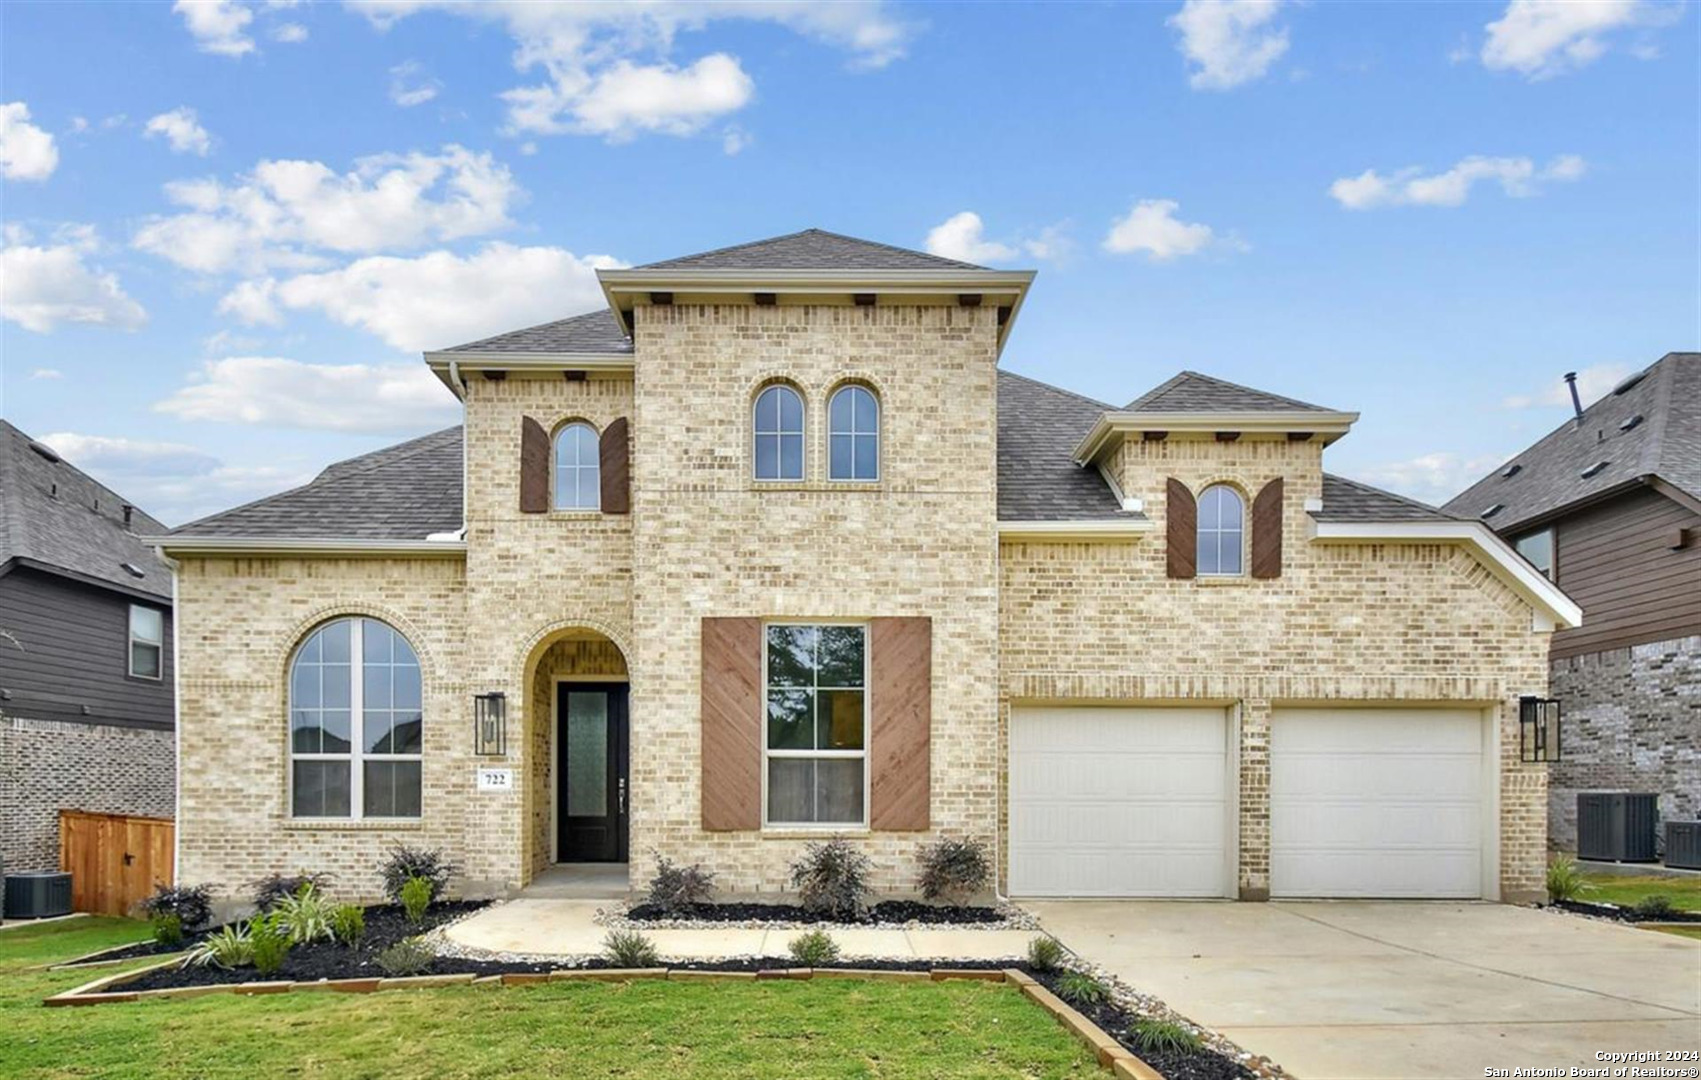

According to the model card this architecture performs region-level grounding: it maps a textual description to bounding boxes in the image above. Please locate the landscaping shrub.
[250,914,291,975]
[786,929,840,966]
[380,845,455,904]
[603,929,660,967]
[139,883,215,931]
[273,883,337,945]
[149,912,184,948]
[787,837,871,919]
[330,904,366,947]
[916,837,990,904]
[186,922,254,969]
[375,937,435,977]
[1128,1018,1203,1056]
[1055,970,1108,1007]
[251,872,330,912]
[1027,936,1064,973]
[1633,894,1676,919]
[1545,855,1590,903]
[400,876,434,924]
[647,852,717,913]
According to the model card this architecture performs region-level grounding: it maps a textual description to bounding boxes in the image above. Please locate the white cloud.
[720,126,752,156]
[1168,0,1290,90]
[1480,0,1680,79]
[1501,361,1633,409]
[389,61,441,108]
[271,22,308,42]
[133,144,520,273]
[217,278,283,325]
[1329,154,1586,209]
[508,53,754,140]
[30,368,65,379]
[1,102,60,181]
[1348,453,1506,508]
[225,242,622,352]
[37,431,312,527]
[144,107,213,156]
[1,228,148,333]
[154,356,461,434]
[925,211,1017,264]
[1102,199,1226,260]
[173,0,256,57]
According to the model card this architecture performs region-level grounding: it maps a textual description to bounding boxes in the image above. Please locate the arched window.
[753,384,804,481]
[554,422,600,510]
[1196,485,1245,576]
[289,617,422,819]
[828,385,879,481]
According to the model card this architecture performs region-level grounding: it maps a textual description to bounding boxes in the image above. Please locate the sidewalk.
[442,899,1040,961]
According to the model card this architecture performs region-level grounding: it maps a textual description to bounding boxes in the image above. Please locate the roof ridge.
[637,227,985,271]
[998,369,1117,411]
[1324,472,1458,518]
[315,425,462,483]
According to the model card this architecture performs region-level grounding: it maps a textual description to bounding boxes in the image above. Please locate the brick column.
[1238,699,1271,900]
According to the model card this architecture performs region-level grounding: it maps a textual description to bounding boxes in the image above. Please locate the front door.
[557,683,629,862]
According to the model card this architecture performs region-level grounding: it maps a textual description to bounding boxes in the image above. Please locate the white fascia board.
[157,537,468,558]
[424,353,634,396]
[1072,411,1361,465]
[1309,519,1582,630]
[997,519,1154,542]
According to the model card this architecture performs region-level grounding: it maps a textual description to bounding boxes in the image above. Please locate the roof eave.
[157,536,469,558]
[423,351,636,396]
[1072,411,1361,465]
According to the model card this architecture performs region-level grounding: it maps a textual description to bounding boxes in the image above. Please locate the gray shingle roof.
[1443,353,1700,534]
[997,372,1139,522]
[1126,371,1336,413]
[0,421,172,598]
[439,308,632,356]
[171,427,463,540]
[639,228,986,271]
[1314,473,1459,523]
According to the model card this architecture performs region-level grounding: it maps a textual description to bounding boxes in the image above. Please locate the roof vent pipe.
[122,504,134,529]
[1564,371,1583,425]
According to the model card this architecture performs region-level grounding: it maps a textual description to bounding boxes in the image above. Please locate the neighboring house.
[0,420,176,873]
[159,229,1578,905]
[1446,353,1700,852]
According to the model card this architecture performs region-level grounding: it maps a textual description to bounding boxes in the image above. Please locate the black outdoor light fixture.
[1519,696,1561,763]
[474,692,507,757]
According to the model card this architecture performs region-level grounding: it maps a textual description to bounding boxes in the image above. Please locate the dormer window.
[553,422,601,510]
[1196,484,1244,576]
[754,384,805,481]
[828,385,879,482]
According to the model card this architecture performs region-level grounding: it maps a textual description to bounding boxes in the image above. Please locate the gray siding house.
[0,421,176,873]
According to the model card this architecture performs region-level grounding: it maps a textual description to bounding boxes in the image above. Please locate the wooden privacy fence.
[58,810,174,916]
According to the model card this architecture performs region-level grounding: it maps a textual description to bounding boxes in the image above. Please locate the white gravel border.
[594,903,1041,932]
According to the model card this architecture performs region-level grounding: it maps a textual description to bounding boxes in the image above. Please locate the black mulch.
[624,900,1007,925]
[57,936,199,967]
[1030,970,1256,1080]
[1549,899,1701,923]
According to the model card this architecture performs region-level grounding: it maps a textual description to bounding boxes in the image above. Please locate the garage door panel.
[1271,851,1481,899]
[1274,752,1483,799]
[1273,803,1481,847]
[1016,751,1223,800]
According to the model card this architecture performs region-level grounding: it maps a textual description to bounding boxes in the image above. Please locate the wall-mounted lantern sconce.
[1519,696,1561,763]
[474,692,507,757]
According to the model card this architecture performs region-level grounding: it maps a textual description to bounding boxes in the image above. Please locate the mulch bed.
[58,936,199,967]
[1549,899,1701,923]
[624,900,1007,925]
[1031,970,1256,1080]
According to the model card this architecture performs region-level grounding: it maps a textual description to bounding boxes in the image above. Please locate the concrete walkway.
[1027,900,1701,1080]
[444,899,1039,961]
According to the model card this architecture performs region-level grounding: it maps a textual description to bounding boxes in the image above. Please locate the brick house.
[1446,353,1699,852]
[159,230,1579,905]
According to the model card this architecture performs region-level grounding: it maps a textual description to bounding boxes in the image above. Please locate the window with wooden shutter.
[1166,478,1197,579]
[1251,478,1284,579]
[869,616,931,831]
[599,417,630,514]
[700,617,762,831]
[519,416,549,513]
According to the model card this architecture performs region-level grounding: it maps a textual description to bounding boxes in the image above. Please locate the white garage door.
[1009,706,1230,898]
[1271,708,1488,899]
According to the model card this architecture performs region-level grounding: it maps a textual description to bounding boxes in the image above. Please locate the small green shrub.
[1055,970,1108,1007]
[330,904,366,946]
[400,876,433,924]
[786,929,840,966]
[1632,894,1677,919]
[916,837,991,904]
[139,883,215,931]
[250,915,291,975]
[647,852,717,913]
[1546,855,1591,903]
[150,912,184,948]
[603,929,660,968]
[375,937,435,977]
[1127,1018,1203,1056]
[273,883,337,945]
[380,845,455,904]
[186,921,254,969]
[1027,936,1064,973]
[787,837,872,919]
[250,872,330,912]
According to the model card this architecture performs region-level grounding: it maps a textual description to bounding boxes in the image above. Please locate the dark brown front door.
[558,683,629,862]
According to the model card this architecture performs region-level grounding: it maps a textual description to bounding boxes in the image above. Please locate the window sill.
[282,818,425,831]
[748,482,884,493]
[1195,575,1253,587]
[760,828,871,839]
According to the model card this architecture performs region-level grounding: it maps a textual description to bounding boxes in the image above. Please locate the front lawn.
[1580,872,1701,912]
[3,918,1100,1080]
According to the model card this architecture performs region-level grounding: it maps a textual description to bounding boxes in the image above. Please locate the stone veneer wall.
[0,716,175,873]
[1547,634,1701,851]
[1000,436,1555,903]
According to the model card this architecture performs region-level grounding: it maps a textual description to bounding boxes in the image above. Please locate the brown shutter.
[869,616,931,831]
[1166,478,1197,579]
[1251,478,1284,579]
[700,617,762,831]
[519,416,549,513]
[599,417,630,514]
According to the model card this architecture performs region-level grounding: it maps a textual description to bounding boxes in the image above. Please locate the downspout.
[450,360,469,540]
[161,550,182,884]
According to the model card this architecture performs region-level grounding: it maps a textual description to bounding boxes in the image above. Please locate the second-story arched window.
[1197,484,1245,576]
[754,384,805,481]
[828,385,880,481]
[554,422,600,510]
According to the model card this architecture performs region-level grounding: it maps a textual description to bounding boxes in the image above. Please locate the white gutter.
[156,537,468,558]
[996,519,1154,542]
[1309,519,1583,631]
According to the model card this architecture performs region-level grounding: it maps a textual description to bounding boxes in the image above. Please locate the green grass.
[2,917,1099,1079]
[1650,925,1701,941]
[1580,873,1701,912]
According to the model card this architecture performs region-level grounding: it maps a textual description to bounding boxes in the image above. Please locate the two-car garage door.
[1009,705,1490,899]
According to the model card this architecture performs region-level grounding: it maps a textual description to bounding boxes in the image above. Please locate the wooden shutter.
[519,416,549,513]
[599,417,630,514]
[1166,478,1197,579]
[1251,478,1284,579]
[700,617,762,831]
[869,616,931,831]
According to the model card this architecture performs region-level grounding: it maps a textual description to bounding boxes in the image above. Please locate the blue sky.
[2,0,1695,525]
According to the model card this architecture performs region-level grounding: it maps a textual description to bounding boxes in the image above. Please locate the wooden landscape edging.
[42,962,1169,1079]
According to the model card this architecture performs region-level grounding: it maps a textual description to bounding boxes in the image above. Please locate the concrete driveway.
[1025,901,1700,1080]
